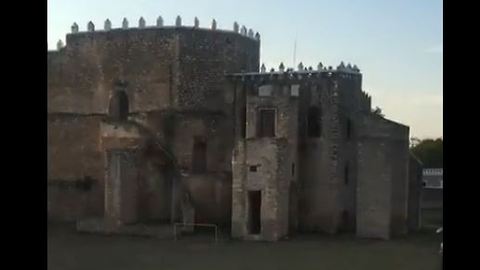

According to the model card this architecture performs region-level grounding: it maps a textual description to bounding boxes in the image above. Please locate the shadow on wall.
[47,176,102,222]
[182,173,232,226]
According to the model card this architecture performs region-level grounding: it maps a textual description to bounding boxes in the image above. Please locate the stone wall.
[336,74,363,232]
[48,115,104,182]
[297,74,345,234]
[356,115,410,239]
[182,173,232,225]
[231,80,298,241]
[231,139,291,241]
[177,29,259,110]
[228,70,406,238]
[48,28,259,114]
[48,30,175,114]
[47,182,101,222]
[48,26,259,223]
[356,137,392,239]
[408,154,423,231]
[47,114,105,221]
[389,139,409,236]
[49,22,414,239]
[231,140,247,237]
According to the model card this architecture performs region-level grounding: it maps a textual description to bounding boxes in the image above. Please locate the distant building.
[423,168,443,189]
[422,168,443,208]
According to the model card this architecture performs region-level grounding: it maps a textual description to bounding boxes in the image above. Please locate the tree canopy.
[410,138,443,168]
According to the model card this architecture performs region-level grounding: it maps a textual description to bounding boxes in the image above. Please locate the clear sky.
[48,0,442,139]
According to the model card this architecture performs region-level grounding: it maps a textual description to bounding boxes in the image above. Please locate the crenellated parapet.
[50,15,261,112]
[56,39,64,50]
[360,91,372,111]
[227,61,362,82]
[62,16,260,48]
[336,61,361,73]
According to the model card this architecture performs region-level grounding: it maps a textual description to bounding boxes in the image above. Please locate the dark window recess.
[248,190,262,234]
[344,164,349,185]
[291,163,295,177]
[258,109,275,137]
[249,166,258,172]
[192,138,207,173]
[76,176,94,191]
[346,118,352,140]
[108,90,129,121]
[307,106,321,137]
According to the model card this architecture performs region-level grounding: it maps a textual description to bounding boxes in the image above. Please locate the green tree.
[410,138,443,168]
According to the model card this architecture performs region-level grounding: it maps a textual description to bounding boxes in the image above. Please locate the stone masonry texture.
[48,20,412,241]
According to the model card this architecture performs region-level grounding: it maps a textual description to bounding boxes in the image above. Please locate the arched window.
[307,106,321,137]
[108,90,129,121]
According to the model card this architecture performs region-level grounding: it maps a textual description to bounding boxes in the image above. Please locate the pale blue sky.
[48,0,442,139]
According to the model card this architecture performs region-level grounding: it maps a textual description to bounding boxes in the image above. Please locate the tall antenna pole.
[293,32,297,67]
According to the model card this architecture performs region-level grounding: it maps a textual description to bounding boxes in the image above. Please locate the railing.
[173,223,218,243]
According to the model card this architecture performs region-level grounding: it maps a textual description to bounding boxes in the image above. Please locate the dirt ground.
[48,224,442,270]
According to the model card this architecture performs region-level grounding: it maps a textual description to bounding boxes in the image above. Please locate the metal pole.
[293,32,297,67]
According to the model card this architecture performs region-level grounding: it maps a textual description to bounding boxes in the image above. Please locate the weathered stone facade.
[355,115,410,239]
[226,65,410,240]
[48,18,415,240]
[48,19,259,228]
[231,81,299,241]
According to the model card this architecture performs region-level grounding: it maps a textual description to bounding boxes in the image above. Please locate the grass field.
[48,224,442,270]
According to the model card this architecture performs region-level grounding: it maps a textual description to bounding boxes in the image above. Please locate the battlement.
[55,16,260,51]
[227,61,361,82]
[360,91,372,111]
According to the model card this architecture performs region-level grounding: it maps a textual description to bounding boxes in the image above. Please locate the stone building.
[48,16,415,240]
[421,168,443,209]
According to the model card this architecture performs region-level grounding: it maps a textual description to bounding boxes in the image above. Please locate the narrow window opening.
[307,106,321,137]
[249,166,258,172]
[108,90,129,121]
[258,109,275,137]
[248,190,262,234]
